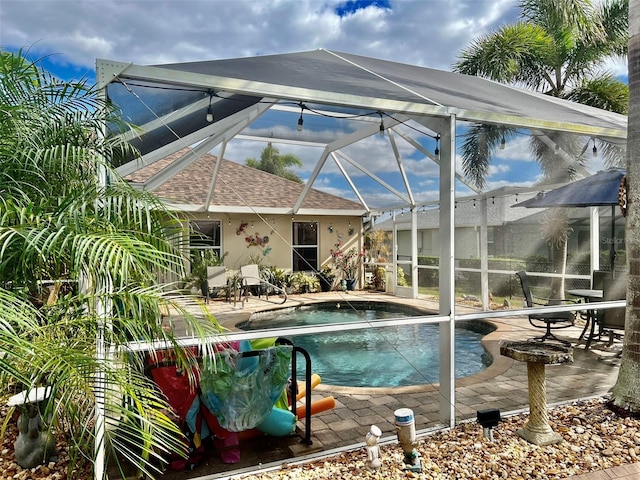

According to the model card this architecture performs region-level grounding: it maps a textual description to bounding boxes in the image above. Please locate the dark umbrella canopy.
[513,169,625,208]
[512,168,626,271]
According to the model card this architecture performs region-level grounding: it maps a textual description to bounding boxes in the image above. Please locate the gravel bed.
[1,397,638,480]
[235,397,639,480]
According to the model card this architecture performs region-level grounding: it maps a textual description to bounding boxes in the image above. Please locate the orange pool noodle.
[296,396,336,418]
[296,373,322,401]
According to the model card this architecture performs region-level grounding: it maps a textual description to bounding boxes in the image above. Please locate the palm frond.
[0,49,225,478]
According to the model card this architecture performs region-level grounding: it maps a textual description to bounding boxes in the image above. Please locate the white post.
[94,60,110,480]
[391,210,398,295]
[94,284,108,480]
[410,207,419,299]
[480,196,489,309]
[590,207,600,273]
[438,115,456,427]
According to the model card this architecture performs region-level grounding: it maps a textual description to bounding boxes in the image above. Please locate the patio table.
[566,289,603,350]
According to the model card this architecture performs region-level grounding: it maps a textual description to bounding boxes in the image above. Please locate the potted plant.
[330,242,365,290]
[290,271,320,294]
[318,265,335,292]
[263,265,289,295]
[185,250,226,298]
[371,265,386,291]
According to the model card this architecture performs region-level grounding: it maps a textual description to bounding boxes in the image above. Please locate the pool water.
[241,302,494,388]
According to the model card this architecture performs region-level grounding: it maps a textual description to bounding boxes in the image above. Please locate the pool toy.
[295,396,336,418]
[256,406,297,436]
[296,373,322,400]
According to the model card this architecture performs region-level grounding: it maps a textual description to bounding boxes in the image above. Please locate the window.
[190,220,222,259]
[292,221,318,272]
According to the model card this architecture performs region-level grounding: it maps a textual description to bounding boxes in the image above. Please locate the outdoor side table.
[500,341,573,446]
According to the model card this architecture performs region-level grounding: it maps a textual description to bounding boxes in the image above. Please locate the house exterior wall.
[397,227,480,259]
[187,213,362,274]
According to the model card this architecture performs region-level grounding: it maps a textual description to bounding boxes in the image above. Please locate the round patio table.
[500,341,573,446]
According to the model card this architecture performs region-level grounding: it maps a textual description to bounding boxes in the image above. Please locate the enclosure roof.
[99,49,627,147]
[98,49,628,216]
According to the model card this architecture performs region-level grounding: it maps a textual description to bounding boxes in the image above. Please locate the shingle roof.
[125,150,364,212]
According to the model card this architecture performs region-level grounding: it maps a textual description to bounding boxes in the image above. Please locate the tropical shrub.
[0,49,222,479]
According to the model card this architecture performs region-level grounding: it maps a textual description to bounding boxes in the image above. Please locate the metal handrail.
[233,275,288,307]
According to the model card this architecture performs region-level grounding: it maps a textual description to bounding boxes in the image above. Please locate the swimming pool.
[239,301,494,388]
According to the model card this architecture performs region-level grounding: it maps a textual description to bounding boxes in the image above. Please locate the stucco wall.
[187,213,362,274]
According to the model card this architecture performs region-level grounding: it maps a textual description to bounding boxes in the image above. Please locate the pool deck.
[166,290,633,480]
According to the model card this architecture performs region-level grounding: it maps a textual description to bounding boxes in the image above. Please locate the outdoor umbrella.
[512,168,626,271]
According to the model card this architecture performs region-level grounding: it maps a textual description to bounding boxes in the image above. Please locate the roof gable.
[125,150,364,212]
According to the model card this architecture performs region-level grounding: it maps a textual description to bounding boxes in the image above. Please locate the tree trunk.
[550,235,568,300]
[612,0,640,412]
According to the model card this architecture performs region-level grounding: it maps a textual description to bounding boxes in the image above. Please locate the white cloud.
[488,164,511,176]
[1,0,517,73]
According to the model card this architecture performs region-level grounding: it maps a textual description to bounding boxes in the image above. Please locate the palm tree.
[0,49,222,478]
[246,142,304,183]
[454,0,628,187]
[454,0,628,297]
[611,0,640,413]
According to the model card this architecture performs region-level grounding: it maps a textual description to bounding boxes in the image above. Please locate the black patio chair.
[578,270,609,346]
[515,270,576,346]
[597,273,627,357]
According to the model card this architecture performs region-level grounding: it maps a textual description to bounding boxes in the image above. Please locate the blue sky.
[0,0,627,208]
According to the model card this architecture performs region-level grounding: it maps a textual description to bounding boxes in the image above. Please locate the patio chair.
[598,273,626,354]
[206,266,229,303]
[515,270,576,346]
[592,270,610,290]
[240,264,264,303]
[578,270,610,345]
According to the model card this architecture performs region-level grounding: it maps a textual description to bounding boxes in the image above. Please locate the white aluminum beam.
[142,104,271,191]
[115,94,218,145]
[292,117,402,212]
[116,101,272,177]
[480,196,490,310]
[590,207,600,272]
[392,124,482,194]
[330,152,369,211]
[203,139,227,211]
[335,150,411,205]
[387,128,416,206]
[531,129,592,178]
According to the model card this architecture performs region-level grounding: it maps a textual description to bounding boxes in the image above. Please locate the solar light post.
[477,408,501,442]
[394,408,421,472]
